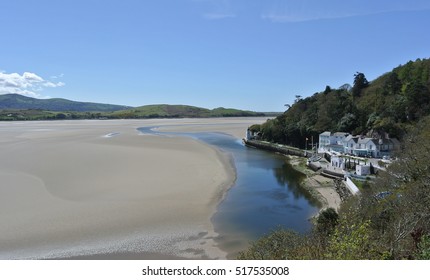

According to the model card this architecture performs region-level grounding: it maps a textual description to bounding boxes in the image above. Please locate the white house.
[319,131,349,153]
[330,156,345,170]
[323,131,400,158]
[356,165,371,176]
[332,132,349,145]
[319,131,331,148]
[344,136,399,158]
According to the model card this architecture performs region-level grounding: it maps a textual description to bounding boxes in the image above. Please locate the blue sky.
[0,0,429,111]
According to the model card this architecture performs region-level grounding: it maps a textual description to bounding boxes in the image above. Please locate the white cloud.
[43,81,65,88]
[0,71,65,98]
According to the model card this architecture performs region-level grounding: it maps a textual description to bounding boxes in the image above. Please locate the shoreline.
[243,139,342,211]
[285,155,342,211]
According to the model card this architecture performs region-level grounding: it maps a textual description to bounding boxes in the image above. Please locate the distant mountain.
[112,104,265,118]
[0,94,131,112]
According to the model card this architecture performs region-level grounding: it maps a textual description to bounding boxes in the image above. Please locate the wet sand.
[0,118,266,259]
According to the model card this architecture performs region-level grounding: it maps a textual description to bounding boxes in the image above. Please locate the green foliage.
[316,208,339,236]
[237,228,303,260]
[352,72,369,98]
[325,220,379,259]
[416,235,430,260]
[113,105,264,119]
[248,124,261,132]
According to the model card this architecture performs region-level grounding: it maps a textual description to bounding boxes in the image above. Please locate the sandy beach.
[0,118,266,259]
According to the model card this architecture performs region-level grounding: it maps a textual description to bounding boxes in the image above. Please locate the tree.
[385,72,402,95]
[55,113,67,119]
[294,95,302,103]
[339,83,352,92]
[352,72,369,98]
[316,208,339,236]
[337,113,357,132]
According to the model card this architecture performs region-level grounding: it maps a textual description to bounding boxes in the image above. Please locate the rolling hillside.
[0,94,131,112]
[0,94,266,120]
[112,104,265,118]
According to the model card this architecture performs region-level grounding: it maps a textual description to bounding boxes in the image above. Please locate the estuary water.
[138,126,320,257]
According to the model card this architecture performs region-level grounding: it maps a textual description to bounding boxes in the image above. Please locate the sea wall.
[244,139,308,158]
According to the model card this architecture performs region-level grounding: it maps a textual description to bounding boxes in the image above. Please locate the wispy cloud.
[50,73,64,79]
[261,0,430,23]
[0,71,65,98]
[203,13,236,20]
[192,0,236,20]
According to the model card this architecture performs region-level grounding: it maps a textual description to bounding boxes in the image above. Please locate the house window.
[370,144,373,150]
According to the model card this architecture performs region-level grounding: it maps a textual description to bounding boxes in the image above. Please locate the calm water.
[138,126,320,257]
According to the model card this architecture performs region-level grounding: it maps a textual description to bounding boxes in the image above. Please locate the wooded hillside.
[255,58,430,148]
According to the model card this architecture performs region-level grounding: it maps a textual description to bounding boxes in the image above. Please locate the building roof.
[333,132,349,137]
[356,137,377,145]
[320,131,331,136]
[345,135,358,143]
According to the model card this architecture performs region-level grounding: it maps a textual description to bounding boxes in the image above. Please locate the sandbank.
[0,118,266,259]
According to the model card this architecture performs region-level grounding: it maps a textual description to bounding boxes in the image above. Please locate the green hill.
[112,104,265,118]
[0,94,265,120]
[0,94,131,112]
[255,58,430,148]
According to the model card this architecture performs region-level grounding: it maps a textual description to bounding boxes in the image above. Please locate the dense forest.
[252,58,430,148]
[239,58,430,260]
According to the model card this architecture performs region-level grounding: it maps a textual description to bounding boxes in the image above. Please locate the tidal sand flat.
[0,118,265,259]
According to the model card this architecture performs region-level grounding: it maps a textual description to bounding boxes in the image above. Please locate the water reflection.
[273,162,322,206]
[137,126,320,257]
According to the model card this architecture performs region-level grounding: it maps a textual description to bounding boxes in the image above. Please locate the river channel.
[138,126,320,258]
